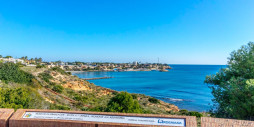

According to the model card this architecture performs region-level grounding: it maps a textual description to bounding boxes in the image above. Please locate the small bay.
[73,65,226,112]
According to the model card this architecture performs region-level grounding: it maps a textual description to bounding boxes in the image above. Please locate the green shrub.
[106,92,143,113]
[0,88,31,109]
[36,64,45,68]
[73,94,87,103]
[112,91,118,95]
[177,109,203,117]
[54,104,70,110]
[49,82,56,86]
[81,107,89,111]
[39,72,53,83]
[168,110,176,115]
[142,102,147,106]
[179,109,189,115]
[0,62,34,84]
[51,67,68,75]
[188,111,203,117]
[89,106,105,112]
[31,78,41,88]
[52,85,64,93]
[131,94,137,99]
[73,102,84,109]
[148,97,160,104]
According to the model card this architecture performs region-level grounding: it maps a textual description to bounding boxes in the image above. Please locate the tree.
[30,58,34,64]
[95,66,100,70]
[38,58,42,63]
[20,56,28,63]
[0,55,2,58]
[4,56,12,58]
[205,42,254,120]
[55,60,62,65]
[106,92,142,113]
[35,57,38,63]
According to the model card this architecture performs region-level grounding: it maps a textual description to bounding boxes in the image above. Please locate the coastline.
[67,70,114,73]
[72,65,225,112]
[70,71,181,111]
[68,69,170,73]
[83,77,113,80]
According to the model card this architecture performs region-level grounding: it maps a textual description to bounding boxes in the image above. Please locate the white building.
[133,61,138,66]
[0,58,25,64]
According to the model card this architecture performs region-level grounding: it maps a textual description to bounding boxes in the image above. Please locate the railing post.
[0,109,14,127]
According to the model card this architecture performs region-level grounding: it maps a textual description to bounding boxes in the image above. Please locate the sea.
[73,65,226,112]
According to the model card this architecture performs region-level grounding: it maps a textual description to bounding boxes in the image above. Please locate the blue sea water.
[73,65,226,112]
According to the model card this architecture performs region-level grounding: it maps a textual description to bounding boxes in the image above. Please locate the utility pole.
[156,57,160,70]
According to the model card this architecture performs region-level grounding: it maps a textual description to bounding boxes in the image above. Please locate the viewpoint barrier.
[0,109,14,127]
[3,108,254,127]
[201,117,254,127]
[8,109,197,127]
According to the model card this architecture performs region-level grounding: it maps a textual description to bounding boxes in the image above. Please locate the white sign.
[22,112,185,126]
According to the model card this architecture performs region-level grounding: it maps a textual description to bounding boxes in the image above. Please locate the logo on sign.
[25,113,32,118]
[158,119,182,125]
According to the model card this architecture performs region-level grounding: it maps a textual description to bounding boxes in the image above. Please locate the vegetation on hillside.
[106,92,143,113]
[205,42,254,120]
[0,62,34,84]
[39,72,53,83]
[0,61,209,121]
[0,86,50,110]
[50,67,71,75]
[0,87,31,109]
[0,62,182,115]
[148,97,160,104]
[176,109,203,118]
[52,85,64,93]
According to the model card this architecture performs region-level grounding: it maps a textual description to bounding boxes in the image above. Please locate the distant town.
[0,55,171,72]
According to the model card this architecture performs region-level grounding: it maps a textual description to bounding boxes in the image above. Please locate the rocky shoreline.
[25,66,180,113]
[83,77,113,80]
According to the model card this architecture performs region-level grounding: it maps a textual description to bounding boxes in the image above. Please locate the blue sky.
[0,0,253,64]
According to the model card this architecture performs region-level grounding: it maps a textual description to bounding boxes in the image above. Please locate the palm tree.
[30,58,34,64]
[38,58,42,63]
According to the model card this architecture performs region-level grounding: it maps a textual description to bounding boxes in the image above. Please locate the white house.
[0,58,25,64]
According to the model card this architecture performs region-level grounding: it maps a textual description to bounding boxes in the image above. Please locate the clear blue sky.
[0,0,253,64]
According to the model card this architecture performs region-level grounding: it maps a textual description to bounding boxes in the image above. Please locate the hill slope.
[0,63,180,115]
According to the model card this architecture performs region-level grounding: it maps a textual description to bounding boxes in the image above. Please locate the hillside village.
[0,56,171,72]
